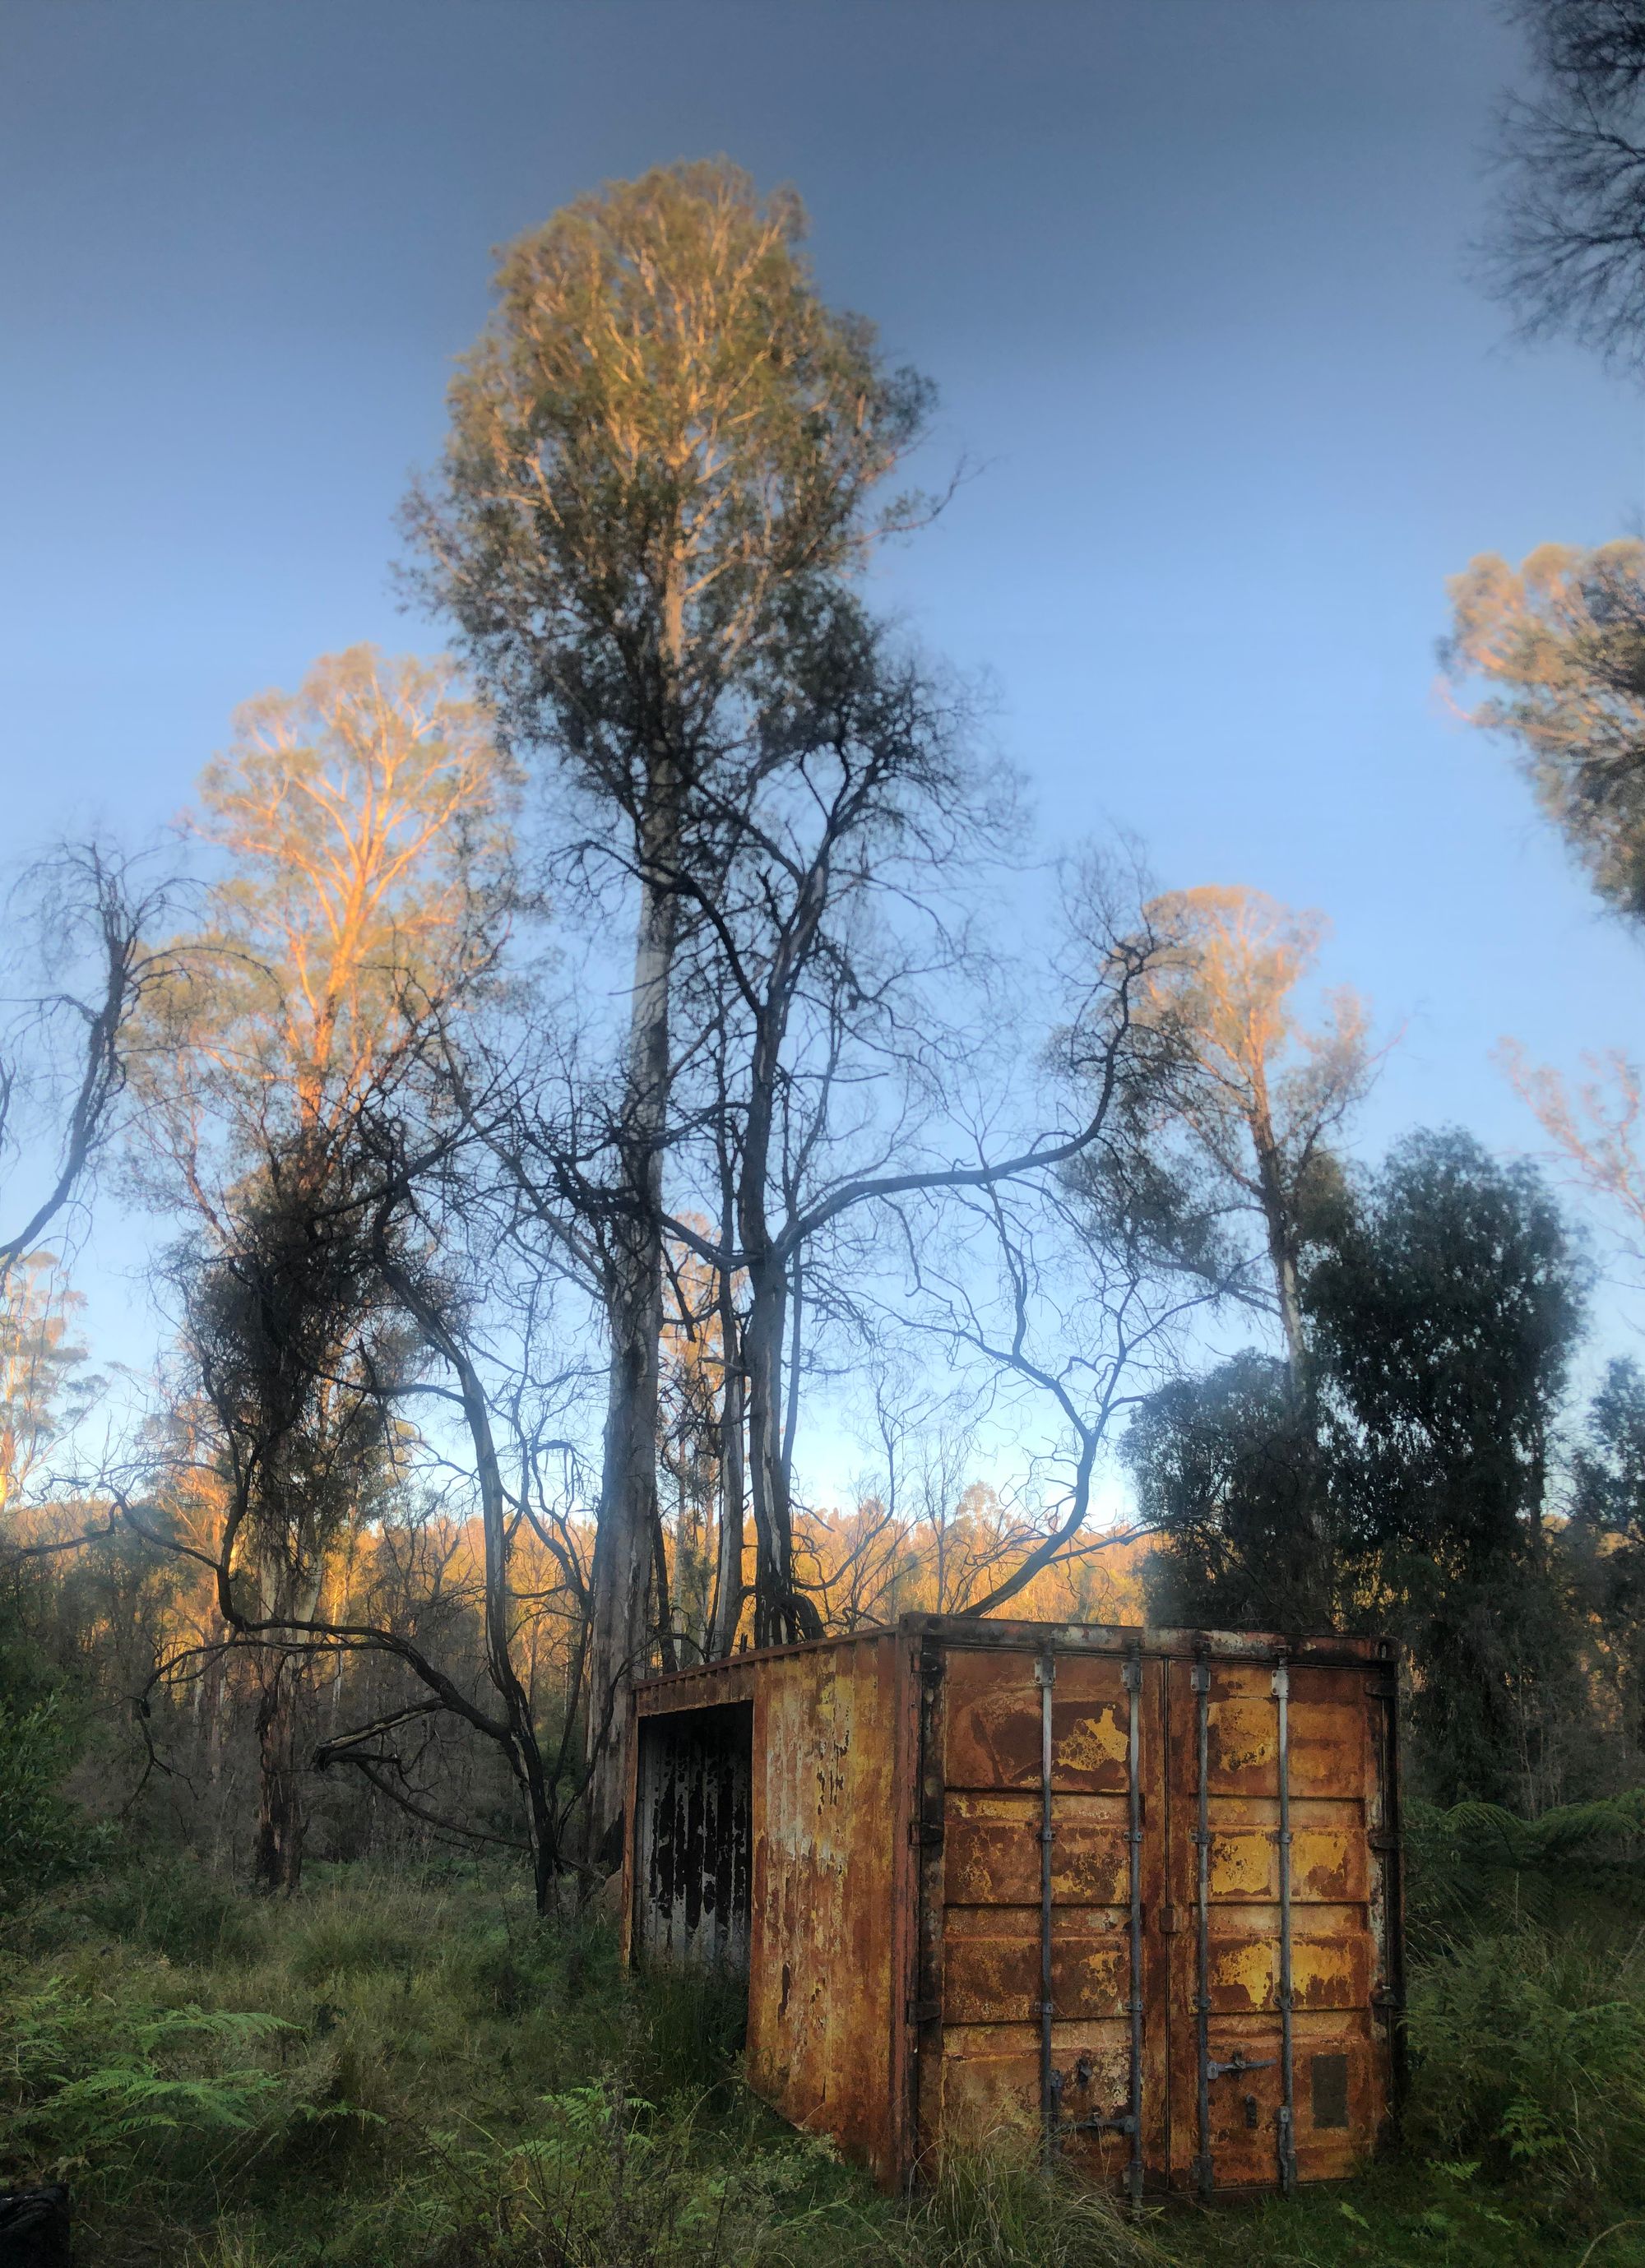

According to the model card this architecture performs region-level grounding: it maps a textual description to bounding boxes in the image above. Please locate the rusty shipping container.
[622,1615,1404,2200]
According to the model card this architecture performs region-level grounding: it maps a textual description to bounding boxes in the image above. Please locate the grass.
[2,1850,1643,2267]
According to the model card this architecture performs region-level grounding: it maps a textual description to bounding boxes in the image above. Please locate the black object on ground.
[0,2186,72,2268]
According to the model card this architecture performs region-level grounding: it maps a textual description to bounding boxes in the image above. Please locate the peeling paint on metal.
[628,1618,1401,2199]
[632,1701,753,1970]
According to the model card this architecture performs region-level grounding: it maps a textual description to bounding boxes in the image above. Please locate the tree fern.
[1408,1787,1645,1952]
[0,1981,295,2182]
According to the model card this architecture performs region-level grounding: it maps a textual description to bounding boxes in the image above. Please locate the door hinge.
[909,1818,944,1848]
[1159,1904,1182,1935]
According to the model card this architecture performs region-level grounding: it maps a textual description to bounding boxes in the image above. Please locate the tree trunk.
[742,1252,792,1642]
[729,893,827,1647]
[252,1650,305,1894]
[1246,1104,1333,1625]
[742,1247,822,1645]
[651,1500,679,1674]
[709,1292,746,1658]
[1253,1126,1308,1392]
[433,1285,563,1913]
[251,1551,320,1895]
[586,852,677,1866]
[1527,1419,1547,1571]
[736,1021,807,1645]
[401,1265,563,1913]
[205,1619,226,1787]
[707,1141,746,1659]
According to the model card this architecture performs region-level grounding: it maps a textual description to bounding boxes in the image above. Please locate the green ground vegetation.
[3,1834,1643,2268]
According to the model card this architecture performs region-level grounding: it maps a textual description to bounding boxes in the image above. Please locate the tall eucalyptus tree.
[405,160,934,1847]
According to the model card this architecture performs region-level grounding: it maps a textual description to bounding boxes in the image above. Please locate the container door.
[1163,1657,1387,2191]
[929,1644,1168,2189]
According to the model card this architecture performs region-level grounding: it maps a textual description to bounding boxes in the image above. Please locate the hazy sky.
[3,0,1644,1379]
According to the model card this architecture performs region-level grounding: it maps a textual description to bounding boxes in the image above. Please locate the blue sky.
[3,0,1643,1396]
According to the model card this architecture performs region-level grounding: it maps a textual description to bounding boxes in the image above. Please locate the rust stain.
[1207,1699,1277,1788]
[628,1619,1399,2201]
[1294,1827,1364,1900]
[632,1700,753,1970]
[1059,1705,1128,1777]
[1209,1831,1273,1897]
[1212,1937,1272,2011]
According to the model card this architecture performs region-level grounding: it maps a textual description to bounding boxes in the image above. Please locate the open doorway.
[631,1700,753,1974]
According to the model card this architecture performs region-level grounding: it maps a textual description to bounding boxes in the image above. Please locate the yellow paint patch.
[1209,1832,1273,1896]
[1059,1708,1128,1775]
[1292,1831,1354,1899]
[1209,1701,1277,1780]
[1291,1939,1352,2006]
[1211,1938,1274,2010]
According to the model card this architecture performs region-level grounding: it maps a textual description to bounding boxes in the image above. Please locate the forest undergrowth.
[3,1844,1644,2268]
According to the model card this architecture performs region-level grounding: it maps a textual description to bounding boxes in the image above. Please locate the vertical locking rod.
[1192,1654,1212,2199]
[1273,1659,1297,2194]
[1123,1646,1145,2213]
[1037,1645,1056,2168]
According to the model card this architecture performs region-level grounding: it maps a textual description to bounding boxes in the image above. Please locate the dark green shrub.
[1406,1928,1645,2211]
[0,1968,294,2195]
[0,1694,100,1901]
[418,2080,821,2268]
[287,1904,426,1986]
[1406,1790,1645,1957]
[451,1921,575,2019]
[83,1855,271,1964]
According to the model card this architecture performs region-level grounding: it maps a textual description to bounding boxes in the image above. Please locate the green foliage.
[1161,2168,1643,2268]
[1445,542,1645,923]
[6,1852,1634,2267]
[1406,1928,1645,2211]
[0,1248,100,1498]
[887,2153,1165,2268]
[1571,1357,1645,1759]
[1365,1793,1645,2224]
[1128,1127,1595,1805]
[415,158,935,758]
[0,1969,295,2187]
[632,1958,748,2101]
[0,1862,798,2261]
[288,1903,429,1986]
[1309,1129,1587,1571]
[1573,1357,1645,1543]
[1128,1351,1323,1632]
[0,1691,100,1899]
[444,1905,604,2019]
[79,1853,274,1965]
[417,2081,830,2268]
[1406,1789,1645,1956]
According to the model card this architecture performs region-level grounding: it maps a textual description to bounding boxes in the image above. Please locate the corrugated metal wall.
[916,1641,1168,2195]
[628,1618,1402,2198]
[744,1632,911,2182]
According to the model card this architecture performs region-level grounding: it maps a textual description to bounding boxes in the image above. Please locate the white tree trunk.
[586,858,676,1863]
